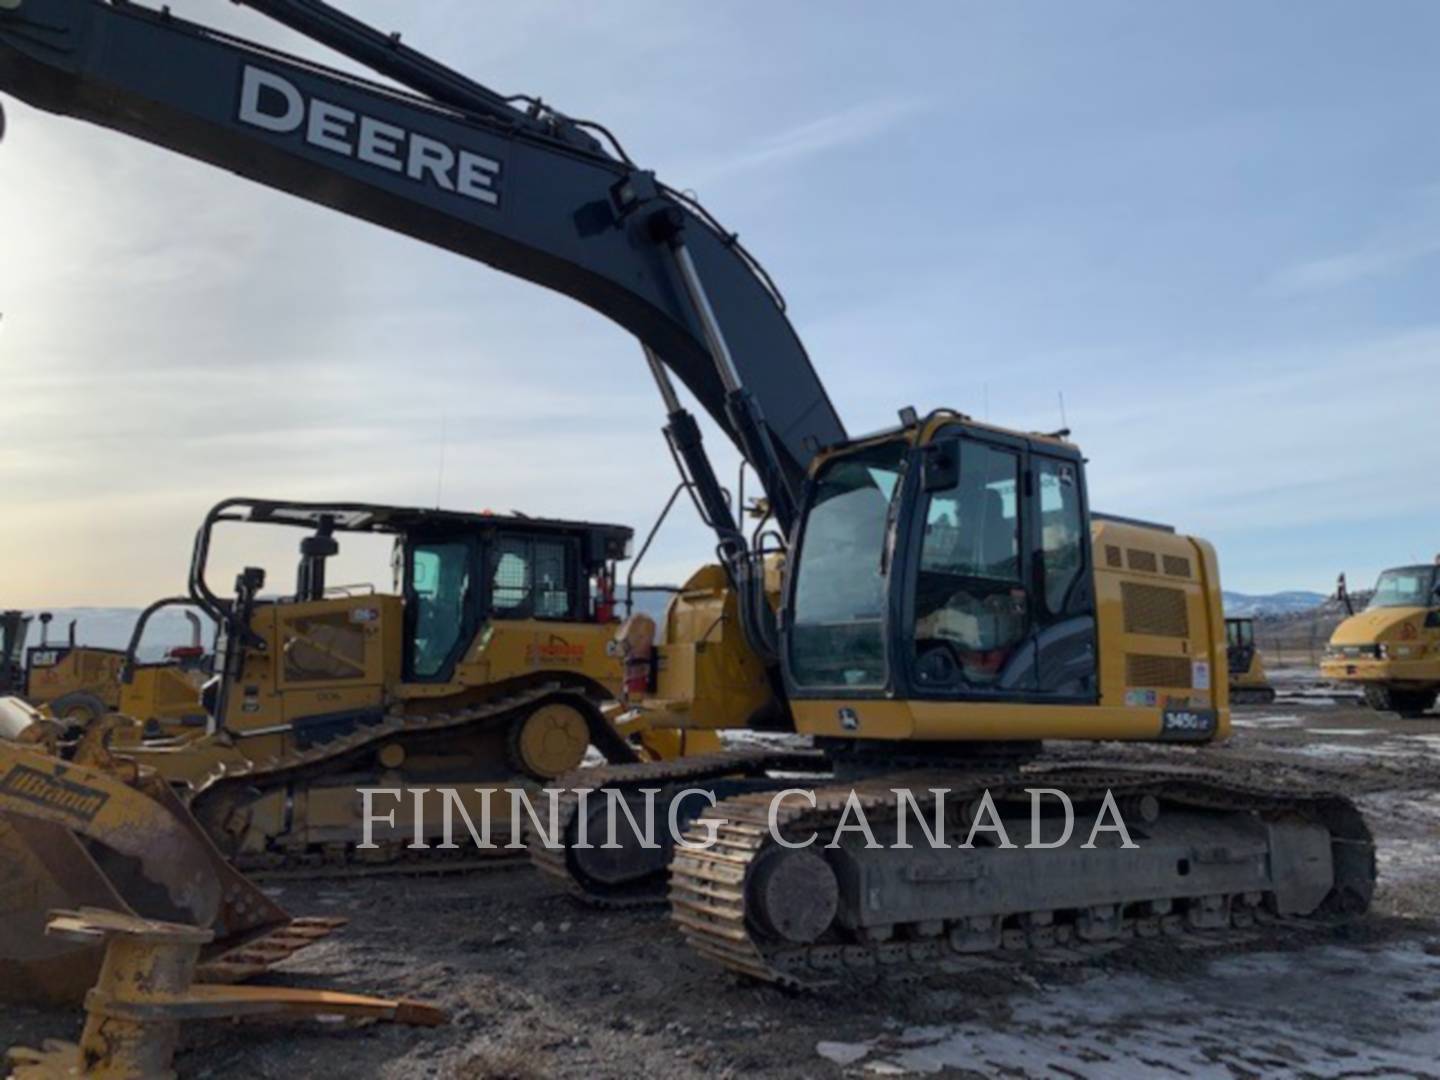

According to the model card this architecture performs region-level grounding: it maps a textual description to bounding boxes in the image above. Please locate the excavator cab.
[785,417,1102,739]
[1225,617,1276,704]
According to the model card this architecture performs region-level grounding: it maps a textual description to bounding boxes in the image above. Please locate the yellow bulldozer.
[20,613,128,726]
[1225,617,1276,705]
[57,496,703,873]
[1323,564,1440,718]
[7,606,214,733]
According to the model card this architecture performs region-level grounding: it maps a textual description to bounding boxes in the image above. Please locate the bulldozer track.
[668,760,1375,990]
[528,747,829,907]
[187,682,605,877]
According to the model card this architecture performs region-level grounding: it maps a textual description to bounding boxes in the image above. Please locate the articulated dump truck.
[1323,563,1440,718]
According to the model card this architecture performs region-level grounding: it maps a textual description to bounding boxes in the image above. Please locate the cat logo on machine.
[28,650,58,668]
[838,707,860,732]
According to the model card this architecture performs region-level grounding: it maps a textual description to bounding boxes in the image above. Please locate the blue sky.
[1,0,1437,605]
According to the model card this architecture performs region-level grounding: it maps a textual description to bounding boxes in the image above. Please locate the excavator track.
[669,762,1375,990]
[529,747,829,907]
[184,682,606,878]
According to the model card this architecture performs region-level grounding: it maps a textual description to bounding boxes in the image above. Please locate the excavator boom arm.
[0,0,845,520]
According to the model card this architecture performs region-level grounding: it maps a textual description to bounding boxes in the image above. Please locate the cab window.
[490,537,576,620]
[912,442,1024,687]
[1037,457,1083,615]
[788,442,905,689]
[410,541,470,678]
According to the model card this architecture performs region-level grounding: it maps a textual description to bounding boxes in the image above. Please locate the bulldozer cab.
[188,499,632,733]
[784,416,1097,707]
[0,610,28,694]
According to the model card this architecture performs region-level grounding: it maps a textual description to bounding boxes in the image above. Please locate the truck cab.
[1323,563,1440,717]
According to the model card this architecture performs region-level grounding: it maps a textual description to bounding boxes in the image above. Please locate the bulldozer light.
[237,66,501,206]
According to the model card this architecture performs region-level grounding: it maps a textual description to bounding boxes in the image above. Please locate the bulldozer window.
[490,537,576,620]
[789,442,905,689]
[912,442,1024,688]
[410,541,470,678]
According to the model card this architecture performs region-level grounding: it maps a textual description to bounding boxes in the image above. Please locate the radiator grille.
[1126,548,1158,574]
[1105,545,1123,569]
[1126,654,1193,688]
[1121,581,1190,637]
[1162,554,1192,579]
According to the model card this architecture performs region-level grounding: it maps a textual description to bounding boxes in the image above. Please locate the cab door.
[1027,451,1098,701]
[906,432,1036,696]
[901,430,1097,703]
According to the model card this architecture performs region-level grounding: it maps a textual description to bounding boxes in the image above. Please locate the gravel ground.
[4,689,1438,1078]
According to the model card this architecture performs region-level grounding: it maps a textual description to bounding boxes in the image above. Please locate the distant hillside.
[1221,590,1327,617]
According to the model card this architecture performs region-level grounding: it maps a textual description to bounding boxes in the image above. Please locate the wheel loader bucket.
[0,735,297,1005]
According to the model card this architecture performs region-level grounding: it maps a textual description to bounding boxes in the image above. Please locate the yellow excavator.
[1323,565,1440,718]
[0,0,1376,987]
[1225,617,1276,705]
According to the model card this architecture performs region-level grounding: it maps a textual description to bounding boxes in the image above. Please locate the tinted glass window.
[912,443,1025,688]
[1368,568,1438,609]
[789,442,905,689]
[1037,457,1083,614]
[490,537,575,619]
[410,541,469,677]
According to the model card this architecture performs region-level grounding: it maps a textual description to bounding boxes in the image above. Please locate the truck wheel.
[1363,686,1393,712]
[1392,690,1438,719]
[47,691,110,733]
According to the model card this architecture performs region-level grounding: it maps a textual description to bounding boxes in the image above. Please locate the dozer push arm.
[0,0,846,531]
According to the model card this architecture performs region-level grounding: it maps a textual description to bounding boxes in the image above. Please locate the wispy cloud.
[688,96,927,184]
[1268,186,1440,295]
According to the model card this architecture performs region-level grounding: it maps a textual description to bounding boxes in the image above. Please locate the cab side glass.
[1036,458,1084,615]
[912,442,1024,688]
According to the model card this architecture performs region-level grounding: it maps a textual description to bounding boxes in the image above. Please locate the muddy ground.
[5,677,1439,1078]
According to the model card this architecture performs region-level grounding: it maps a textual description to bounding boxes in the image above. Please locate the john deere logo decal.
[0,765,109,824]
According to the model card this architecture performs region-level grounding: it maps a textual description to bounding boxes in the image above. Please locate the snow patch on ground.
[817,941,1440,1078]
[1232,714,1304,728]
